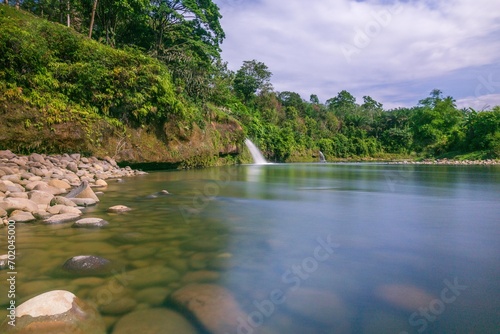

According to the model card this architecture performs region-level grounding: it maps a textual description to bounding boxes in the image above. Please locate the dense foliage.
[1,3,499,162]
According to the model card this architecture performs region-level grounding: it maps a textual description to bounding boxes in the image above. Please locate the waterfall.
[319,151,326,163]
[244,139,268,164]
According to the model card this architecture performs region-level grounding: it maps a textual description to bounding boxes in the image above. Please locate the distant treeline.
[1,3,499,161]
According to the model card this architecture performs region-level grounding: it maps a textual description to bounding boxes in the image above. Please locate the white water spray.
[244,139,268,165]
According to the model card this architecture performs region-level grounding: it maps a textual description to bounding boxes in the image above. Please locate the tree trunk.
[88,0,98,38]
[66,0,70,27]
[4,0,8,5]
[15,0,19,9]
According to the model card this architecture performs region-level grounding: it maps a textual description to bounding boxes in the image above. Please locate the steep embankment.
[0,6,245,167]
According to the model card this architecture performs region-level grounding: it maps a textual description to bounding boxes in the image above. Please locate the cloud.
[215,0,500,108]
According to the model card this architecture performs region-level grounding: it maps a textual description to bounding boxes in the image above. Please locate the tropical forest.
[0,2,499,166]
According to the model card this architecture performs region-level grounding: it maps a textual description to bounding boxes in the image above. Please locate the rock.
[43,213,81,224]
[135,287,171,306]
[68,197,98,206]
[99,297,137,315]
[47,204,81,215]
[127,266,180,288]
[6,192,28,199]
[374,284,436,311]
[0,150,16,159]
[0,290,106,333]
[33,183,66,195]
[8,210,36,223]
[284,288,352,329]
[108,205,131,213]
[93,179,108,188]
[0,207,7,217]
[170,284,248,334]
[33,210,52,220]
[62,255,113,275]
[0,180,24,193]
[28,190,54,206]
[65,180,100,202]
[48,179,71,190]
[0,198,39,214]
[112,308,197,334]
[72,218,109,228]
[51,196,77,207]
[29,153,46,163]
[181,270,221,284]
[67,162,78,173]
[24,180,48,191]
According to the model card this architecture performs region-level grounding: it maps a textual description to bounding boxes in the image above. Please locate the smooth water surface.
[1,163,499,333]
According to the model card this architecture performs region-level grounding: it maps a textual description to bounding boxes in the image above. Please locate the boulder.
[112,308,197,334]
[33,183,66,195]
[0,198,39,214]
[51,196,77,207]
[65,181,99,202]
[28,190,54,206]
[0,150,16,159]
[72,218,109,228]
[43,213,81,224]
[62,255,113,276]
[48,179,71,190]
[0,290,106,333]
[8,210,36,223]
[170,284,248,334]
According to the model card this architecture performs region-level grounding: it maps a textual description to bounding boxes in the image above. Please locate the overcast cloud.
[214,0,500,110]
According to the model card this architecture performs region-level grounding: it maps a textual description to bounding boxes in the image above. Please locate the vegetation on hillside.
[0,3,498,164]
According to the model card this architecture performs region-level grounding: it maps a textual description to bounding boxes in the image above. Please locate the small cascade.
[319,151,326,163]
[244,139,268,165]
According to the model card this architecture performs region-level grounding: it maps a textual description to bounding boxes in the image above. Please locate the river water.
[1,163,499,333]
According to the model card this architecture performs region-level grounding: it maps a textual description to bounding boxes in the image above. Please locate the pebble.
[112,308,198,334]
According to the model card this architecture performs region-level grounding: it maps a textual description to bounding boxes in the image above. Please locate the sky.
[214,0,500,110]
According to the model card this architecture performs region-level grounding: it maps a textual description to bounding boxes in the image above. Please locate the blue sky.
[214,0,500,110]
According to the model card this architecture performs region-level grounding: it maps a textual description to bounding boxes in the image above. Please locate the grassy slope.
[0,6,245,166]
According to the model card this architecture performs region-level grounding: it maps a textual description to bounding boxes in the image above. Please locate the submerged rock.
[107,205,131,213]
[170,283,248,334]
[72,218,109,228]
[62,255,112,275]
[374,284,436,311]
[284,287,353,330]
[0,290,106,333]
[112,308,197,334]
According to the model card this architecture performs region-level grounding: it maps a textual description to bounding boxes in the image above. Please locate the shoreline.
[0,150,146,226]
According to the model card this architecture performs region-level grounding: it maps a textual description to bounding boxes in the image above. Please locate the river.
[1,163,499,333]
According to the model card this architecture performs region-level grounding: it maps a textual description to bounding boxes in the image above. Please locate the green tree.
[233,59,273,103]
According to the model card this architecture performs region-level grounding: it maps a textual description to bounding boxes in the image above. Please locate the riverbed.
[1,163,499,333]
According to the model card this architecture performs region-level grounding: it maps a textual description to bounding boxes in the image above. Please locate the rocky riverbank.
[0,150,146,225]
[389,158,499,165]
